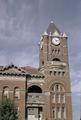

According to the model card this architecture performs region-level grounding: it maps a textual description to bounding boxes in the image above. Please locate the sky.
[0,0,81,119]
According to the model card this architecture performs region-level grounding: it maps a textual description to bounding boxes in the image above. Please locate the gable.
[0,64,26,75]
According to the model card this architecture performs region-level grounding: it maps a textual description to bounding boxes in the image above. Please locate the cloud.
[0,0,80,119]
[0,0,40,66]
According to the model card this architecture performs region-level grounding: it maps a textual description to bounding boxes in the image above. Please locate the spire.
[47,21,60,35]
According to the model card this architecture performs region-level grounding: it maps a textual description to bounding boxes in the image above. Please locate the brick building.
[0,21,72,120]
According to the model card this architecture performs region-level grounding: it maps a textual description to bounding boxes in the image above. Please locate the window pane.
[3,87,9,98]
[14,88,20,99]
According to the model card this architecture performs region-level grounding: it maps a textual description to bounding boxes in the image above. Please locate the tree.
[0,99,18,120]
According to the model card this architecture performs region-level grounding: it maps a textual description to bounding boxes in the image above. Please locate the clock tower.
[39,21,72,120]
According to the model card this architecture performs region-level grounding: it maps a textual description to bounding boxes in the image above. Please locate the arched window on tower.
[14,87,20,100]
[3,86,9,99]
[52,58,60,62]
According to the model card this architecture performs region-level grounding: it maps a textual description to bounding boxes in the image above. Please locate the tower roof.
[47,21,60,35]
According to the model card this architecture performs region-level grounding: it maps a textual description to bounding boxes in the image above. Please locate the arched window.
[52,58,60,62]
[51,84,66,119]
[3,86,9,99]
[28,85,42,93]
[27,85,42,103]
[14,87,20,99]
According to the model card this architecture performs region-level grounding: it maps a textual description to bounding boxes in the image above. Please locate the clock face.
[52,37,60,45]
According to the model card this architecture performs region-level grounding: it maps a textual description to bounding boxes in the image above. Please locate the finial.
[43,31,48,36]
[50,21,54,23]
[49,32,52,36]
[40,37,43,41]
[63,32,67,38]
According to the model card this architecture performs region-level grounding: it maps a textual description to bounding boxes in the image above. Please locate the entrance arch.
[28,85,42,93]
[27,85,43,120]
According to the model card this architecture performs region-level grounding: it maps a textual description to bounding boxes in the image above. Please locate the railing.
[27,93,44,104]
[51,61,66,66]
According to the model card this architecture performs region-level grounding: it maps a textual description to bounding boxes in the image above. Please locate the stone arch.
[28,85,42,93]
[14,87,20,99]
[3,86,10,98]
[48,80,66,92]
[52,58,61,62]
[50,83,65,92]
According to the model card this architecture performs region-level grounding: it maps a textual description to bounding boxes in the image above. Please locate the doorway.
[27,107,43,120]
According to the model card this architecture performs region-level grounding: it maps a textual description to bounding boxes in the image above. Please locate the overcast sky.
[0,0,81,119]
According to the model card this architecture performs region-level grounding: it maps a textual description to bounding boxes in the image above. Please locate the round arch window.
[28,85,42,93]
[52,58,60,62]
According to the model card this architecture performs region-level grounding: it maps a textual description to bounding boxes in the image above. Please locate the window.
[42,61,44,65]
[61,94,65,103]
[49,71,52,75]
[14,87,20,99]
[58,49,60,54]
[53,107,56,118]
[58,71,61,76]
[53,58,60,62]
[55,49,57,54]
[62,72,65,76]
[54,71,56,76]
[51,84,66,119]
[56,84,59,91]
[52,94,55,103]
[57,107,61,118]
[3,87,9,99]
[62,107,66,118]
[28,85,42,93]
[56,94,60,103]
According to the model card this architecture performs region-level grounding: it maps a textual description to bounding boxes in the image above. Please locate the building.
[0,21,72,120]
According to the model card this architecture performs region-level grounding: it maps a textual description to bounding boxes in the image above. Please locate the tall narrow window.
[14,87,20,99]
[53,107,56,119]
[56,94,60,103]
[54,71,56,76]
[57,107,61,118]
[62,72,65,76]
[3,87,9,99]
[51,84,66,119]
[58,49,60,54]
[62,106,66,119]
[55,49,57,54]
[61,94,65,103]
[52,49,54,53]
[52,94,55,103]
[56,84,59,91]
[60,86,65,92]
[49,71,52,75]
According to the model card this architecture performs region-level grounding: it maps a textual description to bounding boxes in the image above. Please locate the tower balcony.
[48,61,67,69]
[51,61,66,66]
